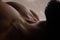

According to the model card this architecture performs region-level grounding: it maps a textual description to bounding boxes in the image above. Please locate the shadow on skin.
[0,1,47,40]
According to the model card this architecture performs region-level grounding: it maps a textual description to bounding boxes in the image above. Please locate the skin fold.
[0,1,47,40]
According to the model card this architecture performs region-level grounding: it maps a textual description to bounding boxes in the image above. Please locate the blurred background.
[3,0,50,21]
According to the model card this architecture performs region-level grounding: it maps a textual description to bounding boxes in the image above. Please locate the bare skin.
[0,1,47,40]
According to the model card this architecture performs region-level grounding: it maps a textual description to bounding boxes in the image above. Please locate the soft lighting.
[27,0,36,2]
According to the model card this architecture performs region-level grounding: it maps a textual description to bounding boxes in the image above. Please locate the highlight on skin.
[0,0,39,36]
[0,1,30,40]
[6,2,40,32]
[0,1,47,40]
[0,1,23,40]
[6,2,39,24]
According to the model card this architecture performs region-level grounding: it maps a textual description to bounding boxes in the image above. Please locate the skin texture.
[0,1,29,40]
[6,2,39,23]
[0,1,47,40]
[6,2,40,32]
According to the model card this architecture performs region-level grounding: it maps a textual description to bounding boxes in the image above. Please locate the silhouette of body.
[45,0,60,39]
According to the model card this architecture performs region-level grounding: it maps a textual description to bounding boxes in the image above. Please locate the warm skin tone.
[0,0,1,1]
[0,1,47,40]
